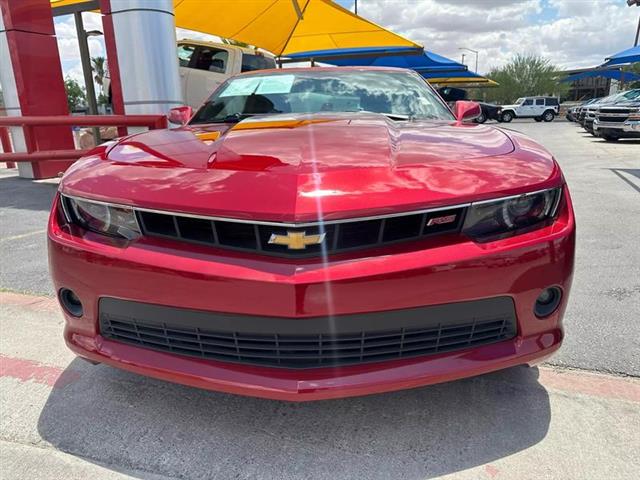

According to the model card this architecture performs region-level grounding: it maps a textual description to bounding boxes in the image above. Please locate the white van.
[105,40,277,109]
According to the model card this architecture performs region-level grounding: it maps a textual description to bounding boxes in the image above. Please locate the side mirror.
[168,106,193,126]
[454,101,482,124]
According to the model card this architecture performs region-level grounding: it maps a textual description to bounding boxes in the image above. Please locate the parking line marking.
[610,169,640,194]
[0,229,47,242]
[0,291,58,312]
[0,354,82,389]
[539,368,640,403]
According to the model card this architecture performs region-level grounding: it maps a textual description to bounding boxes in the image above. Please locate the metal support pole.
[74,11,100,143]
[635,14,639,46]
[459,47,479,73]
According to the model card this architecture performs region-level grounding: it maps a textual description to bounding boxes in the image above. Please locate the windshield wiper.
[212,113,260,124]
[351,110,413,121]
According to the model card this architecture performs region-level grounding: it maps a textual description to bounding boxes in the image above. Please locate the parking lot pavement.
[1,120,639,478]
[499,121,640,377]
[0,169,57,296]
[1,291,639,480]
[1,121,638,376]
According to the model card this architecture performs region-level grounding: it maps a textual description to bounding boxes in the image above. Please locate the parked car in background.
[500,96,560,122]
[436,88,501,123]
[474,102,502,123]
[567,98,599,122]
[582,89,640,134]
[105,39,277,108]
[593,92,640,141]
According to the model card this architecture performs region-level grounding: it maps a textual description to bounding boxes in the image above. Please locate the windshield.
[515,98,525,104]
[190,70,454,124]
[619,89,640,101]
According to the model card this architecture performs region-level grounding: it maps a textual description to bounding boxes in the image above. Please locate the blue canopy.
[561,69,640,83]
[421,69,496,85]
[602,45,640,67]
[285,47,496,84]
[285,47,467,73]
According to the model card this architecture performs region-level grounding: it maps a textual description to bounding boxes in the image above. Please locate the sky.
[52,0,639,91]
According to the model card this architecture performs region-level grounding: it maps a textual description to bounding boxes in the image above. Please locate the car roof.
[177,38,275,58]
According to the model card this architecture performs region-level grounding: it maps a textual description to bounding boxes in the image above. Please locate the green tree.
[91,56,106,96]
[64,78,86,112]
[484,54,568,104]
[621,62,640,89]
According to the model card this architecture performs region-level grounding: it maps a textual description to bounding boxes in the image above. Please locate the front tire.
[501,111,514,123]
[602,134,619,142]
[543,110,555,122]
[475,112,487,124]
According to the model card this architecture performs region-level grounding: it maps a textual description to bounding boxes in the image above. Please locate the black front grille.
[99,297,517,369]
[599,108,631,114]
[596,114,629,123]
[137,206,465,257]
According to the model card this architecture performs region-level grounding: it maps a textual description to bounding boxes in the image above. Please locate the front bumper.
[594,119,640,136]
[49,191,575,400]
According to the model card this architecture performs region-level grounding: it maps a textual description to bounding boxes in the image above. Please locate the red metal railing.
[0,126,15,167]
[0,114,167,163]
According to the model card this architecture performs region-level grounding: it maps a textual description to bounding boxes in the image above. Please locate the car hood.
[61,113,561,222]
[598,101,640,108]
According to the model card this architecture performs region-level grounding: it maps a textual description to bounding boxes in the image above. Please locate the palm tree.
[91,56,106,96]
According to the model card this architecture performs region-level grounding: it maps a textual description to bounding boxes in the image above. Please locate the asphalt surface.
[1,292,639,480]
[1,120,640,479]
[1,120,638,376]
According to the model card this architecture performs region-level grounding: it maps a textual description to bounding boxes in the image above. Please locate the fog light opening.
[59,288,83,317]
[534,287,562,318]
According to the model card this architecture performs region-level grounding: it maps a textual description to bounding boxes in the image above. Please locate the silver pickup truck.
[593,89,640,141]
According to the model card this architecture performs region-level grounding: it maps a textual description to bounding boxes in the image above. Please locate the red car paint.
[48,68,575,401]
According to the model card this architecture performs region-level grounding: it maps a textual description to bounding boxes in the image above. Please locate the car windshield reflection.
[190,70,454,124]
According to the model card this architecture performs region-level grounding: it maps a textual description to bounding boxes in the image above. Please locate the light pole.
[461,53,466,66]
[74,12,103,142]
[629,0,640,45]
[459,47,479,72]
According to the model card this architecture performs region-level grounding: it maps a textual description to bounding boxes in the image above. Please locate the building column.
[100,0,182,125]
[0,0,75,178]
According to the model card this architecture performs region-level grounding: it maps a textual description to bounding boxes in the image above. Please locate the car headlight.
[61,195,140,240]
[463,187,562,242]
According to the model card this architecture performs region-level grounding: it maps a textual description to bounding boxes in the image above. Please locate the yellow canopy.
[51,0,421,56]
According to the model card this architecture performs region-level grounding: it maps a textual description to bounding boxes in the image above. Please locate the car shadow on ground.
[592,138,640,145]
[608,168,640,194]
[0,172,58,211]
[38,360,551,479]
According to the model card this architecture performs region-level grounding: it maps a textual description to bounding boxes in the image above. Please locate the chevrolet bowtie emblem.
[268,231,326,250]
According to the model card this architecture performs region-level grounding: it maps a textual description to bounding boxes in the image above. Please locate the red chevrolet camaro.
[48,67,575,401]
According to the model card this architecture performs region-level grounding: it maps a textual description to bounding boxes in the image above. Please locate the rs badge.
[427,214,457,226]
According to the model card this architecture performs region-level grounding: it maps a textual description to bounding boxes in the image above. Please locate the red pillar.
[0,0,75,178]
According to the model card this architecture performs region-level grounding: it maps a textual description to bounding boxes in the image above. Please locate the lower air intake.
[99,297,517,369]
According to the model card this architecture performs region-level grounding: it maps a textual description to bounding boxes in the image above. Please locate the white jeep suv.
[499,96,560,123]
